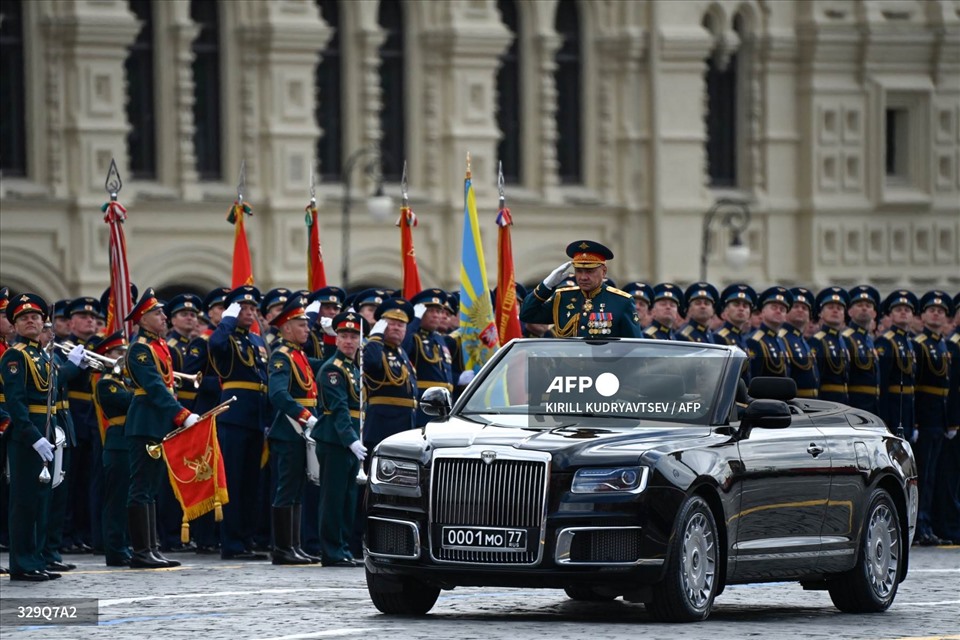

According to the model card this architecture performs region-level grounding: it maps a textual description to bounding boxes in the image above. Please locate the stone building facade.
[1,0,958,301]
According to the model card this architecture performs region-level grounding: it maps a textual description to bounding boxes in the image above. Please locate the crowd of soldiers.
[0,239,957,582]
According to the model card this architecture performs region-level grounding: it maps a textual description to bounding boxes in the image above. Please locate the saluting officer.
[622,282,654,329]
[520,240,641,338]
[677,283,718,343]
[353,288,390,332]
[315,311,367,567]
[876,290,918,437]
[124,288,199,569]
[781,287,819,398]
[810,287,851,404]
[746,287,792,380]
[404,289,454,428]
[643,283,682,340]
[844,286,881,415]
[912,291,952,546]
[712,284,756,354]
[304,286,345,361]
[209,285,271,560]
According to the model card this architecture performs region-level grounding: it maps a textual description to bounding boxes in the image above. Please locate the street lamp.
[341,147,394,288]
[700,198,751,282]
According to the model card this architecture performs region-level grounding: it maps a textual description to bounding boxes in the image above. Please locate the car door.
[730,409,832,580]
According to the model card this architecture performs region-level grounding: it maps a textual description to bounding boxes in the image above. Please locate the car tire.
[366,568,441,615]
[646,495,719,623]
[827,487,902,613]
[563,585,618,602]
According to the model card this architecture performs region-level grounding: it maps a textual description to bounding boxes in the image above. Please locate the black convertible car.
[363,339,918,622]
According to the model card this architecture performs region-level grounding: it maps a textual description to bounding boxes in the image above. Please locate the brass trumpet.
[174,371,202,389]
[56,341,116,372]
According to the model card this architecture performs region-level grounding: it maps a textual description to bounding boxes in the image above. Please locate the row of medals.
[584,300,612,335]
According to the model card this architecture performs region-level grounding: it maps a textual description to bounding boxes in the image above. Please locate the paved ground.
[0,545,958,640]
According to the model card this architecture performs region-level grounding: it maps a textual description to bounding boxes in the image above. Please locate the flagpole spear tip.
[104,158,122,201]
[401,161,409,208]
[465,151,472,179]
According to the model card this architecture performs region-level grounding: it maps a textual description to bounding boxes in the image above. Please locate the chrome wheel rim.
[865,502,899,599]
[680,512,716,609]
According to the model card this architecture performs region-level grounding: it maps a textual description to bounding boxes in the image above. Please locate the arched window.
[315,0,342,182]
[191,0,222,181]
[125,0,157,180]
[496,0,521,184]
[378,0,405,182]
[0,0,27,177]
[554,0,582,185]
[704,15,740,187]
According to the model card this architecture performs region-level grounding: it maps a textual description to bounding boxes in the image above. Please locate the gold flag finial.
[466,151,472,179]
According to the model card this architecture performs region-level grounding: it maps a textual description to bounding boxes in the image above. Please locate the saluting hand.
[320,317,337,337]
[222,302,241,319]
[369,319,389,337]
[542,261,572,289]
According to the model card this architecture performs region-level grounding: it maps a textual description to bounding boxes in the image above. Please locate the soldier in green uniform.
[0,294,62,581]
[520,240,641,338]
[315,311,366,567]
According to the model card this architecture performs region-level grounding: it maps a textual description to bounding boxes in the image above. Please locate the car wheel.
[563,585,619,602]
[647,495,719,622]
[366,568,441,615]
[828,488,901,613]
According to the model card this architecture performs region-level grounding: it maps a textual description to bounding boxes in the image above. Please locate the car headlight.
[372,456,420,487]
[571,466,649,494]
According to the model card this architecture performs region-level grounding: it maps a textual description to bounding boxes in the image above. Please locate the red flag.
[397,206,422,299]
[227,201,255,287]
[101,200,135,339]
[495,207,522,345]
[161,414,229,542]
[305,203,327,290]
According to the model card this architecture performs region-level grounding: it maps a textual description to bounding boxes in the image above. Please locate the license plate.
[441,526,527,551]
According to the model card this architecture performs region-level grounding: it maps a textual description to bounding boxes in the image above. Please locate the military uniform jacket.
[520,284,642,338]
[362,336,417,447]
[780,323,819,397]
[810,326,850,403]
[402,318,454,394]
[843,323,880,414]
[267,341,320,442]
[304,325,337,362]
[0,340,9,436]
[876,327,916,433]
[315,350,361,448]
[947,330,960,430]
[166,330,195,409]
[61,334,96,441]
[746,324,791,379]
[913,328,949,429]
[183,334,221,414]
[126,329,191,440]
[643,320,676,341]
[0,338,55,446]
[53,351,79,447]
[94,372,132,451]
[675,322,713,343]
[209,317,269,431]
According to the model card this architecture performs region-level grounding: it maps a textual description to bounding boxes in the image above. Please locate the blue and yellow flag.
[459,161,499,371]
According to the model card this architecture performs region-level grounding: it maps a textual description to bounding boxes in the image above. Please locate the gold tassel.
[181,518,190,544]
[214,501,223,522]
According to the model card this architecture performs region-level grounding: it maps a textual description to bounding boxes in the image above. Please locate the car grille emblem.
[481,450,496,465]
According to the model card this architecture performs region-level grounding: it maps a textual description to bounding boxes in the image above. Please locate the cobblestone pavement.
[1,545,957,640]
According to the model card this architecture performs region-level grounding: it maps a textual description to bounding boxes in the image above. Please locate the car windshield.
[459,340,730,425]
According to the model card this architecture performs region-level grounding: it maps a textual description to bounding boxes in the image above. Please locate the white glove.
[349,440,367,462]
[320,316,336,337]
[222,302,241,319]
[32,437,54,462]
[414,304,427,319]
[183,413,200,428]
[910,429,919,443]
[67,343,87,368]
[305,415,318,429]
[542,261,572,289]
[946,428,958,440]
[370,319,389,337]
[305,301,321,315]
[457,370,476,386]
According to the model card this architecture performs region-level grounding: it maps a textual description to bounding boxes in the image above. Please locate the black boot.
[292,504,321,564]
[147,504,181,568]
[128,505,169,569]
[271,507,310,565]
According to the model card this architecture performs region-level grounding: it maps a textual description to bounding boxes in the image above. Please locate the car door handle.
[807,443,825,457]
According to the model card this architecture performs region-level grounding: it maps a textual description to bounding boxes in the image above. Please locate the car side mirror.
[420,386,452,418]
[741,399,792,430]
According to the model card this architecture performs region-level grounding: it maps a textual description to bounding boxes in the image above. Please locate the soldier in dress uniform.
[315,311,366,567]
[0,288,9,562]
[912,291,952,546]
[810,287,851,404]
[209,285,271,560]
[124,288,199,569]
[520,241,641,338]
[442,291,466,393]
[51,300,71,341]
[844,285,881,415]
[265,296,320,566]
[304,286,345,361]
[362,298,418,454]
[0,294,64,581]
[261,288,292,349]
[712,285,756,354]
[746,287,792,380]
[622,282,654,329]
[781,287,819,398]
[876,290,918,437]
[404,289,454,428]
[677,283,718,343]
[933,292,960,545]
[354,289,390,331]
[90,331,133,567]
[643,283,683,340]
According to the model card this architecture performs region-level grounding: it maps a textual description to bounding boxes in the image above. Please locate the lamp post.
[700,198,751,282]
[341,147,394,288]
